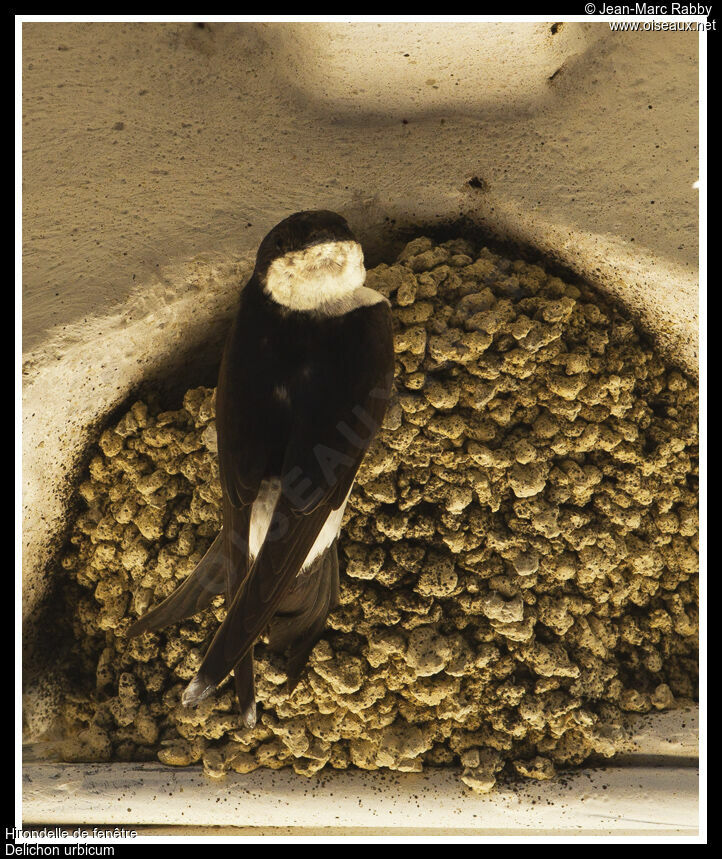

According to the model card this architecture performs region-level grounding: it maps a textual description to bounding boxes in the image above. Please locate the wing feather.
[126,531,226,637]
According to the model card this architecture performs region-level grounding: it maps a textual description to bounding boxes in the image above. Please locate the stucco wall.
[22,21,698,669]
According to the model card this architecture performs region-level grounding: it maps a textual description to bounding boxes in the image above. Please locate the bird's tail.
[181,498,338,709]
[267,539,340,693]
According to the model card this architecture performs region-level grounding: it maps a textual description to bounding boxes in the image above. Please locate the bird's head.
[255,210,366,312]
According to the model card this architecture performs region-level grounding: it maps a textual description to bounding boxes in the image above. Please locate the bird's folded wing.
[216,300,272,511]
[126,531,226,637]
[190,303,395,691]
[221,502,252,603]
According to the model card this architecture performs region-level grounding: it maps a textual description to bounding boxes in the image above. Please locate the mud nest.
[54,236,698,793]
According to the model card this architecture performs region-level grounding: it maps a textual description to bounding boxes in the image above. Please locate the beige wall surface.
[21,22,698,668]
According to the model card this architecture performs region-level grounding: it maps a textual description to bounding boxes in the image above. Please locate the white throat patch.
[264,240,386,316]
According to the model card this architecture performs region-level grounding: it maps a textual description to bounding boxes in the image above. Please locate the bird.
[127,210,395,729]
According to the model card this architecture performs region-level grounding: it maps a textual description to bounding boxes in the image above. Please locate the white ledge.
[22,762,698,835]
[22,709,698,835]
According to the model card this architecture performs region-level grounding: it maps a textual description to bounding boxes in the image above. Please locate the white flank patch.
[248,480,350,571]
[264,240,388,316]
[301,489,352,570]
[248,478,282,560]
